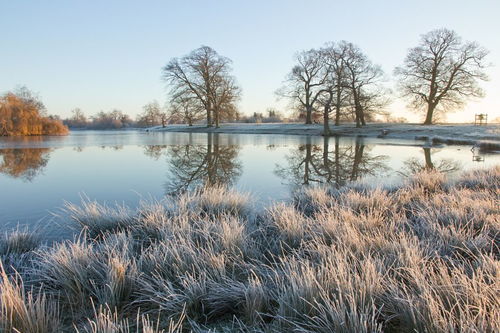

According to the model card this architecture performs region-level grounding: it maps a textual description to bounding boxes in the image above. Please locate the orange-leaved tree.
[0,87,68,136]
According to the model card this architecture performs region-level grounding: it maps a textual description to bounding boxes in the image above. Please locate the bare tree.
[317,43,352,135]
[162,46,241,128]
[395,28,489,125]
[169,93,204,126]
[278,49,328,124]
[64,108,87,128]
[137,101,165,127]
[341,42,385,128]
[212,74,241,125]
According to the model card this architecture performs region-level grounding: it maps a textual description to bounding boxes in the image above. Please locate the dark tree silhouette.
[162,46,241,128]
[341,42,385,128]
[395,28,489,125]
[169,94,204,126]
[278,49,328,124]
[319,43,351,134]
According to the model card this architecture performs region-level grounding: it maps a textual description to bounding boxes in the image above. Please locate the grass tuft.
[1,168,499,332]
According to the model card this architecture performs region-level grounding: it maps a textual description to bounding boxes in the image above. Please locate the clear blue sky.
[1,0,499,122]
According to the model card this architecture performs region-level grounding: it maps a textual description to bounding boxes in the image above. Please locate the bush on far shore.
[0,88,68,136]
[0,166,499,332]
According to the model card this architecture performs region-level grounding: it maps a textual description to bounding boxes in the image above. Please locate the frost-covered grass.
[152,123,500,146]
[0,167,499,332]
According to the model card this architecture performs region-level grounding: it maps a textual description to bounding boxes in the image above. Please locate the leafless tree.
[169,93,204,126]
[278,49,328,124]
[162,46,241,128]
[137,101,166,127]
[341,42,385,127]
[394,28,489,125]
[64,108,87,128]
[317,43,352,135]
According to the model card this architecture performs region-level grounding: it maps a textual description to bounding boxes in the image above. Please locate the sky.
[1,0,499,122]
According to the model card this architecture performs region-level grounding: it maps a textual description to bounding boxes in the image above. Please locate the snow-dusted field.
[150,123,500,148]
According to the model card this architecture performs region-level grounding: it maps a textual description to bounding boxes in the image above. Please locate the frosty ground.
[150,123,500,149]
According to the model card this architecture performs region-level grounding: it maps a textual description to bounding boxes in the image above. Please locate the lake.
[1,130,498,240]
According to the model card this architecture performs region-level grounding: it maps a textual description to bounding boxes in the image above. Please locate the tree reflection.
[143,145,168,160]
[275,137,389,189]
[0,148,52,182]
[164,133,242,195]
[400,147,461,175]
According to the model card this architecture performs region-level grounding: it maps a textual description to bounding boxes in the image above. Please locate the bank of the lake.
[151,123,500,149]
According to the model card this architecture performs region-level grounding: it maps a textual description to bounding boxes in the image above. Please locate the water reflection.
[275,137,389,189]
[143,145,167,160]
[401,147,461,175]
[0,148,52,182]
[1,131,498,237]
[164,133,242,195]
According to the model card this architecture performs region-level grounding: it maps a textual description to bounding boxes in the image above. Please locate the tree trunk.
[215,107,220,128]
[351,139,364,181]
[356,99,366,126]
[207,101,212,127]
[423,147,434,170]
[207,133,214,184]
[322,136,332,183]
[352,89,362,128]
[355,113,361,128]
[423,103,435,125]
[305,105,313,124]
[303,140,312,185]
[334,89,341,126]
[360,109,366,126]
[334,136,340,188]
[323,106,330,136]
[323,136,329,166]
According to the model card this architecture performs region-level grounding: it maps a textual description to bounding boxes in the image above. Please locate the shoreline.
[149,123,500,149]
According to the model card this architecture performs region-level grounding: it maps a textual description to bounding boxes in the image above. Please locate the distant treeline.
[63,108,136,129]
[63,103,176,129]
[62,103,287,129]
[0,88,68,136]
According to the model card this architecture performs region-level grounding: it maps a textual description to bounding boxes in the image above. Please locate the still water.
[1,130,498,239]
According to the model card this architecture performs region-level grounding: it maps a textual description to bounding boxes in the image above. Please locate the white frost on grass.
[150,123,500,147]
